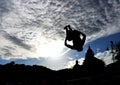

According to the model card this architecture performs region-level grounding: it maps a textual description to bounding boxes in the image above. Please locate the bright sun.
[36,40,65,59]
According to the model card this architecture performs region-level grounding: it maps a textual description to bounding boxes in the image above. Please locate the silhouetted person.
[64,25,86,51]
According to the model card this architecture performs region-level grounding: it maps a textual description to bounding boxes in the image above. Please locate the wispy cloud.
[1,30,32,50]
[95,50,113,65]
[65,58,85,69]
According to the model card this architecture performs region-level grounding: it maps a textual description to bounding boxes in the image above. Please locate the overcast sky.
[0,0,120,70]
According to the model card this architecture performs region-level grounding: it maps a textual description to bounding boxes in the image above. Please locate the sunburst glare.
[36,40,65,59]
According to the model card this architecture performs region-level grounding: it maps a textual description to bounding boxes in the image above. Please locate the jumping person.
[64,25,86,52]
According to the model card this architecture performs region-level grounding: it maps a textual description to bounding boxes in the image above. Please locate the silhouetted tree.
[110,41,116,62]
[115,41,120,61]
[106,47,109,51]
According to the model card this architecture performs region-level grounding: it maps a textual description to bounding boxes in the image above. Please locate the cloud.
[0,0,120,70]
[95,50,113,65]
[1,30,32,50]
[65,58,85,69]
[0,0,13,16]
[65,50,114,69]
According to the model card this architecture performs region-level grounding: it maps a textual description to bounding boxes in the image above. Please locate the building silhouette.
[83,46,105,76]
[73,60,81,69]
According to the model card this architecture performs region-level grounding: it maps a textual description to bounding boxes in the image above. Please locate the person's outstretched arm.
[80,31,86,44]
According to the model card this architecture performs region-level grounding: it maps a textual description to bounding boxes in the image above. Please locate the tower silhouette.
[83,46,105,75]
[73,60,81,69]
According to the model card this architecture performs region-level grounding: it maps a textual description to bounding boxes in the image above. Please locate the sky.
[0,0,120,70]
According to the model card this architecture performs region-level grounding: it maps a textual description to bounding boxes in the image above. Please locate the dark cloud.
[7,36,32,50]
[0,0,13,16]
[59,0,120,34]
[1,30,32,50]
[0,46,18,58]
[1,48,13,57]
[4,46,16,51]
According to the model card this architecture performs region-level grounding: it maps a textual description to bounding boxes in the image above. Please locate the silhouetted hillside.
[0,41,120,85]
[0,62,57,85]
